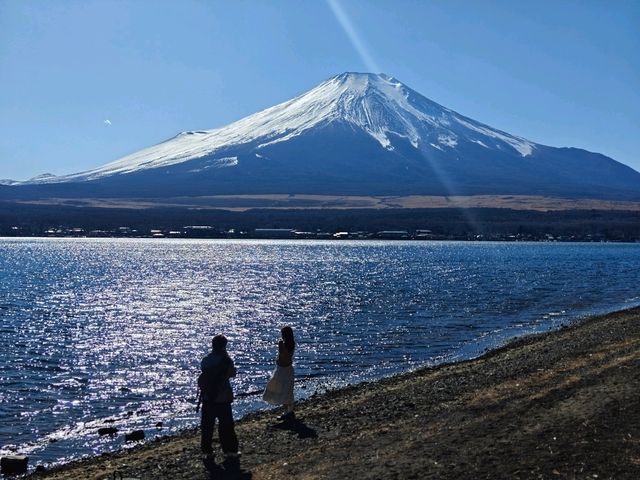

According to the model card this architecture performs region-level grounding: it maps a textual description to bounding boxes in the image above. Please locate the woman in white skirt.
[263,326,295,420]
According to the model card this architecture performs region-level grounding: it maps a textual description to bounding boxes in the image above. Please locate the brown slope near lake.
[17,194,640,211]
[32,307,640,479]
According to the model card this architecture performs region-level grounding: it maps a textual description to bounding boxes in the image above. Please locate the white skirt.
[263,365,294,405]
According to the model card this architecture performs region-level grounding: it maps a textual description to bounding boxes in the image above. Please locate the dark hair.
[211,334,228,353]
[281,326,295,352]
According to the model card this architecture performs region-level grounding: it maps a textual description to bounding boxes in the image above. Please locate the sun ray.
[327,0,381,74]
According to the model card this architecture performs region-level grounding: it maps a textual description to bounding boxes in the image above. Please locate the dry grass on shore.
[33,307,640,479]
[19,194,640,211]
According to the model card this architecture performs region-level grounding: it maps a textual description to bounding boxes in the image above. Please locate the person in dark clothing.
[199,334,239,459]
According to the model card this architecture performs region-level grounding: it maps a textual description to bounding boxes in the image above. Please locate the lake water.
[1,238,639,469]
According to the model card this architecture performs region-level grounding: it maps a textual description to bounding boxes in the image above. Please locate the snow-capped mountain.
[0,179,20,186]
[5,72,640,200]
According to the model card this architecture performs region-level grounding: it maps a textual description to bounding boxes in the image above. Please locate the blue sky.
[1,0,638,180]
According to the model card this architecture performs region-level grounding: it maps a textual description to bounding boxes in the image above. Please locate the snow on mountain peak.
[33,72,535,183]
[26,173,59,184]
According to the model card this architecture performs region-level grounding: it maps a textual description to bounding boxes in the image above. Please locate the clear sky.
[1,0,638,181]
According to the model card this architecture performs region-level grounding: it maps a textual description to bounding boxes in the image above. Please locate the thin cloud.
[104,119,112,126]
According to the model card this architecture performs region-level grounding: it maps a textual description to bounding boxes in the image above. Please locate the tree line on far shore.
[1,202,639,242]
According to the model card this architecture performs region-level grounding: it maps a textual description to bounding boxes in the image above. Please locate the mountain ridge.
[3,72,640,201]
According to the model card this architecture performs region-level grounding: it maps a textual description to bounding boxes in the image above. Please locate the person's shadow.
[271,416,318,439]
[203,456,252,479]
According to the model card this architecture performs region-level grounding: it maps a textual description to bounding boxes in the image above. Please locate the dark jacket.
[200,351,236,403]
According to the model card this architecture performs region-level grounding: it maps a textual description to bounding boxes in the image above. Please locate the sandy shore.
[29,307,640,479]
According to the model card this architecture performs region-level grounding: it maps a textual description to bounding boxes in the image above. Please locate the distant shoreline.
[28,305,640,479]
[4,236,640,243]
[2,199,639,242]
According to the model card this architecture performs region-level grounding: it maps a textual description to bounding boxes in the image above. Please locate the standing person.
[263,326,296,420]
[199,334,240,460]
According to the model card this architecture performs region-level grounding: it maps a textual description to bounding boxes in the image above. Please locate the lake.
[1,238,639,468]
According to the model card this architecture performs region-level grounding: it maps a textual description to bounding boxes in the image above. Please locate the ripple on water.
[1,239,639,468]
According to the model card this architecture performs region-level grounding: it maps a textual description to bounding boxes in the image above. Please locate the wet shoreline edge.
[24,304,640,479]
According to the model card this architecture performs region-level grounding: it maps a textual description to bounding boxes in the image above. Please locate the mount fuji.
[4,72,640,201]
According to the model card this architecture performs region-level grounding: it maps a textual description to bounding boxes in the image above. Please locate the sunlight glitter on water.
[1,238,640,468]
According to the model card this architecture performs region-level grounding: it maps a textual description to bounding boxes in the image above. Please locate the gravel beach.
[27,306,640,479]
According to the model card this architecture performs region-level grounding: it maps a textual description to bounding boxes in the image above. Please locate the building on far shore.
[293,231,317,239]
[414,229,445,240]
[182,226,222,238]
[376,230,410,240]
[253,228,296,239]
